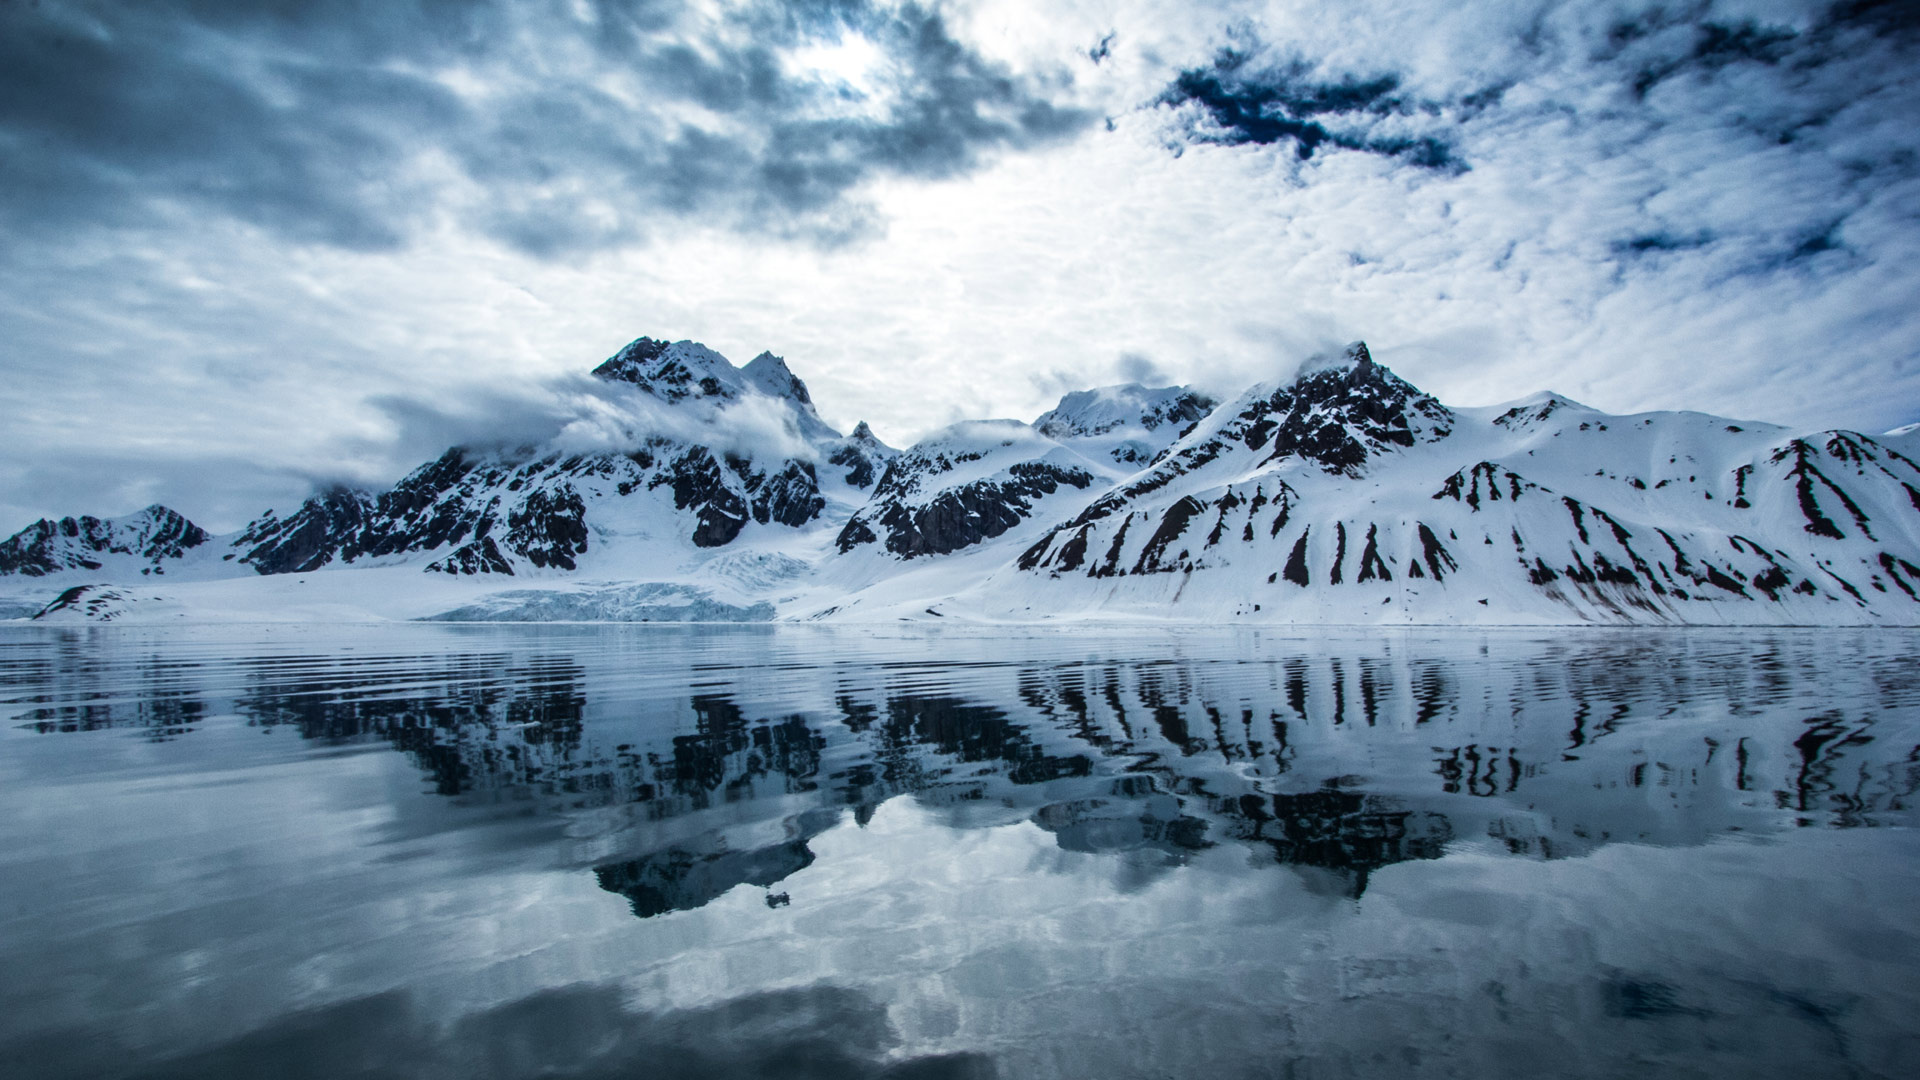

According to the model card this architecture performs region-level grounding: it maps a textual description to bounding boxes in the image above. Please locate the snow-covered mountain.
[1034,383,1216,466]
[8,336,1920,626]
[1003,343,1920,625]
[831,384,1216,561]
[0,505,209,577]
[229,336,883,579]
[834,421,1105,559]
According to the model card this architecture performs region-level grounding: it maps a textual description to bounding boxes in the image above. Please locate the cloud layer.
[0,0,1088,254]
[2,1,1916,531]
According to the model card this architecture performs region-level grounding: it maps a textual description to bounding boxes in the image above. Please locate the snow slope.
[993,347,1920,625]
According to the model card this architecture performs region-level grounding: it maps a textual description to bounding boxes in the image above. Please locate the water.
[1,624,1917,1079]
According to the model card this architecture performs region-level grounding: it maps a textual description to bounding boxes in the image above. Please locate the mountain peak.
[742,350,814,407]
[828,420,899,489]
[1344,340,1372,372]
[591,337,742,404]
[1034,383,1216,441]
[591,336,670,383]
[0,504,209,577]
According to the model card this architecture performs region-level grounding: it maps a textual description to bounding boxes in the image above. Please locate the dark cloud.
[1613,231,1716,257]
[0,0,1091,257]
[1614,13,1801,99]
[1156,47,1468,172]
[0,2,466,248]
[1574,2,1920,275]
[1116,351,1169,386]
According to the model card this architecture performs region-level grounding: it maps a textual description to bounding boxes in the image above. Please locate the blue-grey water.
[1,624,1917,1079]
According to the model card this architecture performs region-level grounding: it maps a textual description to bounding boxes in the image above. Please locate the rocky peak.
[1035,384,1217,440]
[827,420,900,489]
[1344,340,1372,377]
[591,336,669,384]
[591,337,743,404]
[1260,342,1451,473]
[742,351,814,407]
[0,504,209,577]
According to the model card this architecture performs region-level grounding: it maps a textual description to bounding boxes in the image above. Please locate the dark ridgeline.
[10,634,1919,914]
[0,506,209,577]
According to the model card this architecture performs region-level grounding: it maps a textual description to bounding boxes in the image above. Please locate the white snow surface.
[9,339,1920,626]
[1034,382,1214,468]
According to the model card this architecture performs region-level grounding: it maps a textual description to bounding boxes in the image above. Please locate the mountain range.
[6,335,1920,625]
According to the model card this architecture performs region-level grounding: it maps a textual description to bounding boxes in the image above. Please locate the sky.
[2,0,1918,533]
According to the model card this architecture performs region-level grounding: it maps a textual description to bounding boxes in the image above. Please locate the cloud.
[1156,45,1468,172]
[1115,351,1170,386]
[365,368,829,473]
[0,0,1092,257]
[1,0,1918,534]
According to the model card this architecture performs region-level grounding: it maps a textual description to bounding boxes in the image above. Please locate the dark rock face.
[749,461,826,527]
[505,485,590,569]
[827,421,899,489]
[838,460,1095,558]
[426,537,514,575]
[233,489,372,575]
[0,506,208,576]
[1242,342,1453,477]
[1143,390,1217,431]
[1133,495,1206,573]
[32,584,139,621]
[829,443,879,488]
[655,447,750,548]
[1768,436,1885,540]
[224,429,831,574]
[1022,478,1300,579]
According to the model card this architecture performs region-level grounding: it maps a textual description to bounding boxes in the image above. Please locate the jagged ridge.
[8,335,1920,627]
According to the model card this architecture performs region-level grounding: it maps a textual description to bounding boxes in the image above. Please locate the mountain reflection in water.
[1,625,1917,1079]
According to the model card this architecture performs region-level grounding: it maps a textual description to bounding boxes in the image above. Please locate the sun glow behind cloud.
[784,32,892,108]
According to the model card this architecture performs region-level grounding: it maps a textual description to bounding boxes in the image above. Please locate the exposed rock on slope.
[0,506,208,577]
[1012,344,1920,625]
[229,337,851,576]
[836,422,1103,558]
[827,421,898,489]
[1034,383,1216,465]
[834,381,1219,560]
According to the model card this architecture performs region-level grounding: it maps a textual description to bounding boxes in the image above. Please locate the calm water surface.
[1,624,1917,1079]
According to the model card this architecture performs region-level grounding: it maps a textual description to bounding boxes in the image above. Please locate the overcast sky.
[3,0,1917,532]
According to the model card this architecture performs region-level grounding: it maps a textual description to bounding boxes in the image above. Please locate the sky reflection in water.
[1,625,1917,1079]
